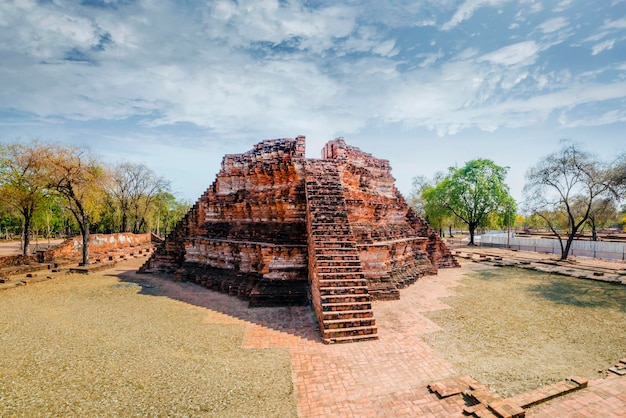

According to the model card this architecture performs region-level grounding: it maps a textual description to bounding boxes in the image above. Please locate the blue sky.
[1,0,625,203]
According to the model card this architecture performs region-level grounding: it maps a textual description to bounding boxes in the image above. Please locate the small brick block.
[608,366,626,376]
[489,399,525,418]
[568,376,588,388]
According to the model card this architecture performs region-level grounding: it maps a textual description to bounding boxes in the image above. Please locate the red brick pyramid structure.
[139,136,459,343]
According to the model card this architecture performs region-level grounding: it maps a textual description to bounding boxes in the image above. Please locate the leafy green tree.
[0,141,51,254]
[410,173,459,237]
[524,142,612,260]
[46,145,108,265]
[150,191,190,236]
[428,159,514,245]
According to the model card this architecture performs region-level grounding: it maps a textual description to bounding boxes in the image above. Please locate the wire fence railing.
[455,234,626,261]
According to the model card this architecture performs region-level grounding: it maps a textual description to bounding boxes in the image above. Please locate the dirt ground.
[422,259,626,398]
[0,239,65,256]
[0,257,297,417]
[2,244,625,416]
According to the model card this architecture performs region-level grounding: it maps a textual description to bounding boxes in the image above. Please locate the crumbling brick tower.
[139,136,458,343]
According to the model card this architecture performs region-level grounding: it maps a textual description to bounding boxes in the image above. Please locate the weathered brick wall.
[322,138,443,296]
[44,233,153,261]
[140,137,309,305]
[0,254,39,268]
[0,233,155,268]
[140,136,458,310]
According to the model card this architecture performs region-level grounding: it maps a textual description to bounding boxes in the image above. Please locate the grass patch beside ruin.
[422,263,626,397]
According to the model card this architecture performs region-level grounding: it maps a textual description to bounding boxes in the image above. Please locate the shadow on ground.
[108,264,323,344]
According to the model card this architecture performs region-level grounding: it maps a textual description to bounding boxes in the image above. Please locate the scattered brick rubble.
[139,136,459,343]
[428,374,591,418]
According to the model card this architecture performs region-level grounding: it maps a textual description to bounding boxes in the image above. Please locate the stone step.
[313,240,356,246]
[321,294,372,304]
[310,228,352,234]
[322,301,372,311]
[317,272,364,278]
[315,254,360,261]
[314,249,357,255]
[316,260,362,265]
[323,325,378,340]
[315,250,359,256]
[318,268,363,275]
[323,318,376,329]
[319,279,367,287]
[319,286,369,294]
[322,309,374,320]
[323,333,379,344]
[317,263,362,268]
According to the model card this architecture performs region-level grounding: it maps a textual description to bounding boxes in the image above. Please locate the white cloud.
[592,39,615,55]
[1,0,626,147]
[603,17,626,30]
[205,0,357,53]
[442,0,511,31]
[553,0,574,12]
[537,17,568,34]
[479,41,539,66]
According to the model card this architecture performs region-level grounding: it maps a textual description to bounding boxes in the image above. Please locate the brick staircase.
[138,191,206,274]
[305,160,378,344]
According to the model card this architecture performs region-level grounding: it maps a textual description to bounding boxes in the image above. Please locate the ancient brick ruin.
[139,137,458,343]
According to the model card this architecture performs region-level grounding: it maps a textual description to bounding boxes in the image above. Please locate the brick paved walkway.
[130,263,626,417]
[241,265,626,417]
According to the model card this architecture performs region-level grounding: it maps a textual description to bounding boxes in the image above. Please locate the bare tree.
[108,162,170,233]
[523,142,611,260]
[584,197,619,241]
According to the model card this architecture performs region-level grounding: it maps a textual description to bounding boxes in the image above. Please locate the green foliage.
[0,139,189,246]
[427,159,514,244]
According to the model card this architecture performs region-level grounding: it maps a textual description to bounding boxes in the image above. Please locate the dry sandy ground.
[422,259,626,397]
[0,258,297,417]
[2,248,625,416]
[0,239,66,256]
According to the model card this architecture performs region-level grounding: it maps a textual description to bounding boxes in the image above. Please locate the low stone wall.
[0,254,39,269]
[44,233,153,261]
[1,233,155,268]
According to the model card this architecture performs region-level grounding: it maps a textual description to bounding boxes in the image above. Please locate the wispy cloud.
[537,17,568,34]
[479,41,540,67]
[592,39,616,55]
[442,0,511,31]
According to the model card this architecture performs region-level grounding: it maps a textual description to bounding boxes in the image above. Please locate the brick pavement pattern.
[240,264,626,417]
[138,259,626,417]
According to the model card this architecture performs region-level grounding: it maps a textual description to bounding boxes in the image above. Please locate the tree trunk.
[22,210,31,256]
[468,224,476,245]
[448,225,453,237]
[81,212,90,266]
[121,212,128,233]
[591,221,598,241]
[561,237,574,260]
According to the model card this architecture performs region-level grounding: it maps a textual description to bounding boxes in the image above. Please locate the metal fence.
[480,235,626,261]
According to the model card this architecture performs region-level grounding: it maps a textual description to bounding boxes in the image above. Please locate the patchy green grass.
[422,264,626,397]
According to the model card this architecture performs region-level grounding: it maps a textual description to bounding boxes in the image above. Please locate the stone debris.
[139,136,459,342]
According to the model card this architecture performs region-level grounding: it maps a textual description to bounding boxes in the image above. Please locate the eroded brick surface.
[139,136,459,341]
